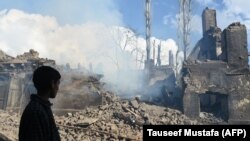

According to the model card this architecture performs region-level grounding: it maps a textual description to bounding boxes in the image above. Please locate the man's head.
[33,66,61,98]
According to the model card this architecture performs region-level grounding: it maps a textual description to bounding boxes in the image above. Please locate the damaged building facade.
[0,49,104,115]
[0,49,55,110]
[143,43,177,106]
[183,7,250,123]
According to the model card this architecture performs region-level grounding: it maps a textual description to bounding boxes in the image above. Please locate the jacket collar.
[30,94,53,107]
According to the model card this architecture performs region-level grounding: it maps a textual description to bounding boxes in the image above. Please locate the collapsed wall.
[199,27,222,60]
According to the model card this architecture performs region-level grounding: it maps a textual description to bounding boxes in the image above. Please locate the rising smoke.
[0,6,178,96]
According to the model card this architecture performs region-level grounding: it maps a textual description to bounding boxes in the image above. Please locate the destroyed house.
[182,8,250,124]
[0,50,56,110]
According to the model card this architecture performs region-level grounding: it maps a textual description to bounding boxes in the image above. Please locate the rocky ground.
[0,92,226,141]
[0,110,19,141]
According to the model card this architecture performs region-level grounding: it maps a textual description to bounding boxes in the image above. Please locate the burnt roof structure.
[182,8,250,124]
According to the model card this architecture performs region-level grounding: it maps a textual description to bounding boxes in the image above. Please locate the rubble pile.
[16,49,39,60]
[0,49,13,62]
[0,110,19,141]
[55,92,226,141]
[53,74,104,110]
[0,92,226,141]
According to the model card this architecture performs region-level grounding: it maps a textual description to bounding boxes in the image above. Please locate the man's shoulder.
[22,100,47,116]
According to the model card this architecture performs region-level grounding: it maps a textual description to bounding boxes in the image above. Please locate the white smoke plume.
[0,9,179,95]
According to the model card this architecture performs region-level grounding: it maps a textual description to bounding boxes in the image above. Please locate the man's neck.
[37,92,49,101]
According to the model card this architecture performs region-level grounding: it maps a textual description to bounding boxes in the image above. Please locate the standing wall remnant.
[0,73,10,109]
[169,51,174,66]
[223,22,249,69]
[157,44,161,66]
[202,7,217,35]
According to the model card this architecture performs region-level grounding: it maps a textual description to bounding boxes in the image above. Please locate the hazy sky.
[0,0,249,53]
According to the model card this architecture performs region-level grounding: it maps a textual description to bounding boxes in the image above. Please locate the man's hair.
[32,66,61,92]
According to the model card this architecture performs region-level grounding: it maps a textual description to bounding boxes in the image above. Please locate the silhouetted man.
[19,66,61,141]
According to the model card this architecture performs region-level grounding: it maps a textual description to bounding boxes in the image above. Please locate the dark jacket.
[19,94,61,141]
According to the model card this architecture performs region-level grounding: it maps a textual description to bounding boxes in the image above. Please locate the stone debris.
[0,49,14,62]
[0,110,19,141]
[16,49,39,60]
[55,92,226,141]
[0,92,226,141]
